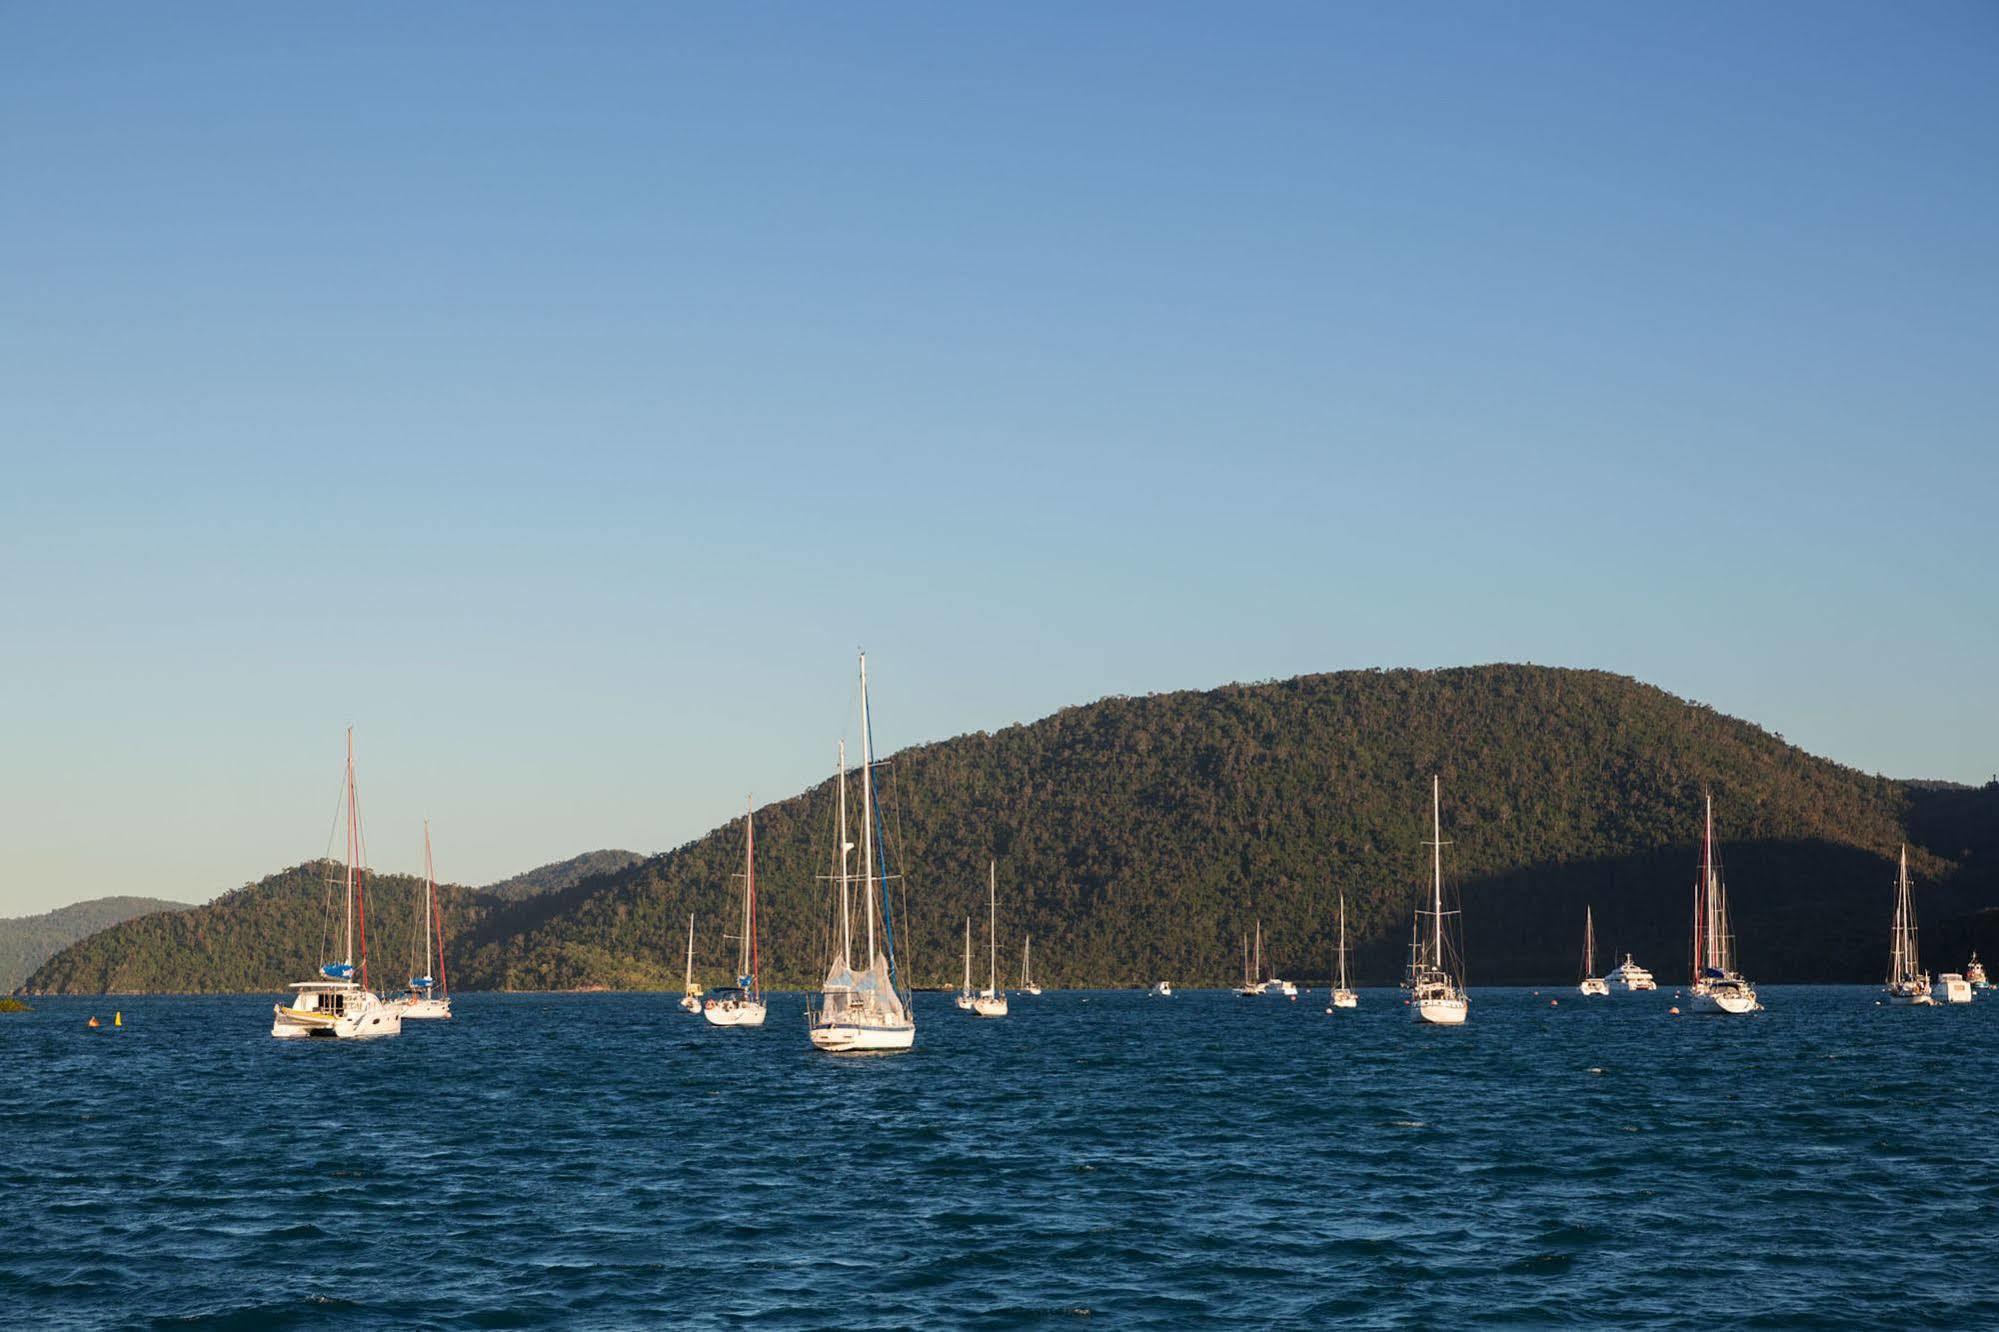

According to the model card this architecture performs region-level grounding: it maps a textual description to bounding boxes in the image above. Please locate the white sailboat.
[1688,790,1759,1014]
[272,729,403,1040]
[1021,935,1042,996]
[397,820,452,1019]
[955,917,975,1010]
[703,799,766,1027]
[809,654,916,1054]
[1327,891,1357,1010]
[1234,928,1260,997]
[1149,981,1174,998]
[678,914,702,1014]
[972,860,1009,1018]
[1884,845,1933,1006]
[1578,906,1609,997]
[1409,775,1468,1026]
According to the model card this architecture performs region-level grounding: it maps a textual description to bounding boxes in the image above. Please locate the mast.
[1431,775,1443,972]
[344,728,357,968]
[1337,892,1349,990]
[860,652,876,966]
[963,917,971,993]
[1703,791,1719,972]
[423,819,435,984]
[741,798,756,989]
[988,860,998,995]
[684,913,695,991]
[1254,920,1262,982]
[1023,935,1031,988]
[837,741,851,968]
[1584,906,1595,977]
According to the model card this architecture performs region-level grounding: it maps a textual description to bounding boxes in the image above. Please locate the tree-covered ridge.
[25,666,1999,993]
[20,863,492,995]
[480,850,643,901]
[0,896,192,991]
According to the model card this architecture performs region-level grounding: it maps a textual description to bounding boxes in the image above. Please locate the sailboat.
[1409,775,1468,1026]
[678,914,702,1014]
[808,654,916,1054]
[271,730,403,1040]
[1021,935,1042,996]
[1327,891,1358,1010]
[971,860,1008,1017]
[1884,845,1934,1005]
[955,917,975,1010]
[1688,790,1759,1014]
[703,799,766,1027]
[397,820,452,1019]
[1577,906,1609,997]
[1234,929,1259,997]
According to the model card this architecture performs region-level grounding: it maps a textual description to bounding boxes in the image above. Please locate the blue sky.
[3,4,1994,913]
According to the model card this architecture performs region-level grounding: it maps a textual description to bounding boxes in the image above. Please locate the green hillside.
[0,896,192,991]
[25,666,1999,993]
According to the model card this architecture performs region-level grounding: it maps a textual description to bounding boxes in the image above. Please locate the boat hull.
[398,996,452,1020]
[703,999,767,1027]
[1938,975,1974,1004]
[809,1021,916,1053]
[271,999,402,1040]
[1022,985,1042,996]
[1414,996,1468,1025]
[1578,978,1610,997]
[1328,990,1357,1010]
[1691,986,1759,1014]
[970,995,1008,1018]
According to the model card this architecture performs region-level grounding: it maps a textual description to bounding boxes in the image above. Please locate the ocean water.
[4,987,1997,1330]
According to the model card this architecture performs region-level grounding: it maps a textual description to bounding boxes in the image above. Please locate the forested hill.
[482,850,642,901]
[25,666,1999,993]
[0,897,192,991]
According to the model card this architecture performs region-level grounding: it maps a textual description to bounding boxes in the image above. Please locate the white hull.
[971,994,1008,1018]
[1022,985,1042,996]
[1328,989,1357,1010]
[809,1020,916,1053]
[1578,978,1609,997]
[1414,995,1468,1025]
[1613,978,1657,992]
[1149,982,1173,998]
[1938,975,1973,1004]
[703,999,768,1027]
[398,996,452,1019]
[954,994,975,1010]
[679,994,702,1014]
[1691,986,1759,1014]
[1886,991,1935,1007]
[272,991,402,1040]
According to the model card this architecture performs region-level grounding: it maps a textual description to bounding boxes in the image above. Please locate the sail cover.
[321,962,354,981]
[819,958,858,1022]
[854,949,908,1024]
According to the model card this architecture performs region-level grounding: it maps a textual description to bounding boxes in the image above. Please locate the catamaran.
[1884,845,1933,1006]
[955,917,975,1011]
[971,860,1008,1017]
[1327,891,1357,1010]
[1409,776,1468,1026]
[1688,790,1759,1014]
[678,914,702,1014]
[1578,906,1609,997]
[397,820,452,1019]
[1607,954,1657,991]
[1021,935,1042,996]
[272,730,402,1040]
[703,799,766,1027]
[808,655,916,1054]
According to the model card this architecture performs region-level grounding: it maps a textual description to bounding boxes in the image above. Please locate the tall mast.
[684,913,695,990]
[1254,920,1262,981]
[1431,775,1444,971]
[988,860,998,994]
[963,917,971,992]
[837,741,851,968]
[1584,905,1594,976]
[1704,791,1718,971]
[1338,892,1348,990]
[740,798,756,985]
[344,728,357,967]
[860,652,876,965]
[423,819,435,982]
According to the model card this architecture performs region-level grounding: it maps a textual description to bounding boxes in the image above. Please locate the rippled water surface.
[5,988,1998,1329]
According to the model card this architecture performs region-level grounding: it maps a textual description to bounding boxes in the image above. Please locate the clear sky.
[2,4,1994,914]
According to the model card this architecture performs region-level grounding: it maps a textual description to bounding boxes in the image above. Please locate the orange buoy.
[1668,1006,1680,1015]
[86,1016,100,1028]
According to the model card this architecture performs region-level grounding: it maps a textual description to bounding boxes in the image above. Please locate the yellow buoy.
[114,1011,123,1027]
